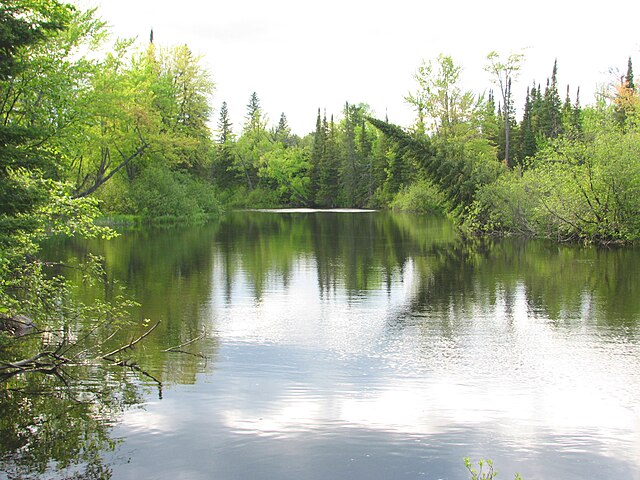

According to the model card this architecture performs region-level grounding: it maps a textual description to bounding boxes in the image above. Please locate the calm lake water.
[7,210,640,479]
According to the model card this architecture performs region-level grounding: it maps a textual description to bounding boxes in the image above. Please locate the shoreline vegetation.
[2,3,637,246]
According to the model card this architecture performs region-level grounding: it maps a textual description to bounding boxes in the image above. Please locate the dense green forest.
[2,1,639,242]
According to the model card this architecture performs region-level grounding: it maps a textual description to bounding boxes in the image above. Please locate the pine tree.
[341,102,358,206]
[561,85,576,134]
[309,109,325,204]
[626,57,635,91]
[358,118,374,202]
[316,115,340,207]
[480,90,500,152]
[572,86,582,132]
[244,91,265,134]
[273,112,292,146]
[217,101,233,144]
[540,60,562,138]
[212,101,236,186]
[518,86,537,163]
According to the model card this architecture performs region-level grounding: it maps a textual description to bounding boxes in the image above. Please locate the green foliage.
[468,107,640,243]
[406,54,481,139]
[389,178,445,214]
[130,165,221,220]
[465,458,523,480]
[259,143,310,205]
[220,184,281,209]
[485,50,525,167]
[367,116,503,217]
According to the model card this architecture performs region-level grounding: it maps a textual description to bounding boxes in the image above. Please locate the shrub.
[389,178,445,214]
[130,166,221,219]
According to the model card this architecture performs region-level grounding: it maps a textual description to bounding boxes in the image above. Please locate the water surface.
[8,211,640,479]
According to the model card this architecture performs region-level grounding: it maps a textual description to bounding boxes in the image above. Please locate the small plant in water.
[464,458,523,480]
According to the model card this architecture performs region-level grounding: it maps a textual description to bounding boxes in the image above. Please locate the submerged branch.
[162,333,204,352]
[101,321,161,360]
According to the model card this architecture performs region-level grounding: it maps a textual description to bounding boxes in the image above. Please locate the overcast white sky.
[77,0,640,135]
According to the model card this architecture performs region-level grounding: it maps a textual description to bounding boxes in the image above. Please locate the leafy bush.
[130,166,221,219]
[467,114,640,243]
[389,178,445,214]
[219,185,281,209]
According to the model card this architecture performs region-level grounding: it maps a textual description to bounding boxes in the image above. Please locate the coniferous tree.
[235,92,269,189]
[562,85,572,122]
[217,101,233,144]
[572,86,582,132]
[372,129,393,201]
[341,102,358,206]
[273,112,292,146]
[517,86,537,162]
[614,57,638,127]
[627,57,635,91]
[540,60,562,138]
[309,108,325,203]
[480,90,500,150]
[358,118,374,202]
[560,85,580,135]
[244,91,266,134]
[316,115,340,207]
[213,101,236,186]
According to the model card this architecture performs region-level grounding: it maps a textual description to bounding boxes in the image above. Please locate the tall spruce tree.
[540,60,562,138]
[316,115,340,207]
[341,102,358,206]
[309,108,325,203]
[358,118,374,202]
[213,101,236,186]
[627,57,635,91]
[217,101,233,143]
[244,91,266,134]
[518,86,537,162]
[273,112,292,146]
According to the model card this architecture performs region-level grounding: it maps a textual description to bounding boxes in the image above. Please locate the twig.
[165,349,207,360]
[101,321,160,360]
[162,333,204,352]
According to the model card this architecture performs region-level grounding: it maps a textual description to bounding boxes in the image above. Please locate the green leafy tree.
[69,39,153,199]
[259,143,310,205]
[406,54,479,139]
[150,44,214,174]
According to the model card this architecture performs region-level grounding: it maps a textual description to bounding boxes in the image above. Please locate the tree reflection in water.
[0,365,148,480]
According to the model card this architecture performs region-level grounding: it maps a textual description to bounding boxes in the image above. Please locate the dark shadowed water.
[7,210,640,479]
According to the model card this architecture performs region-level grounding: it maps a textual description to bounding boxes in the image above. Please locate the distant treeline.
[1,1,639,244]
